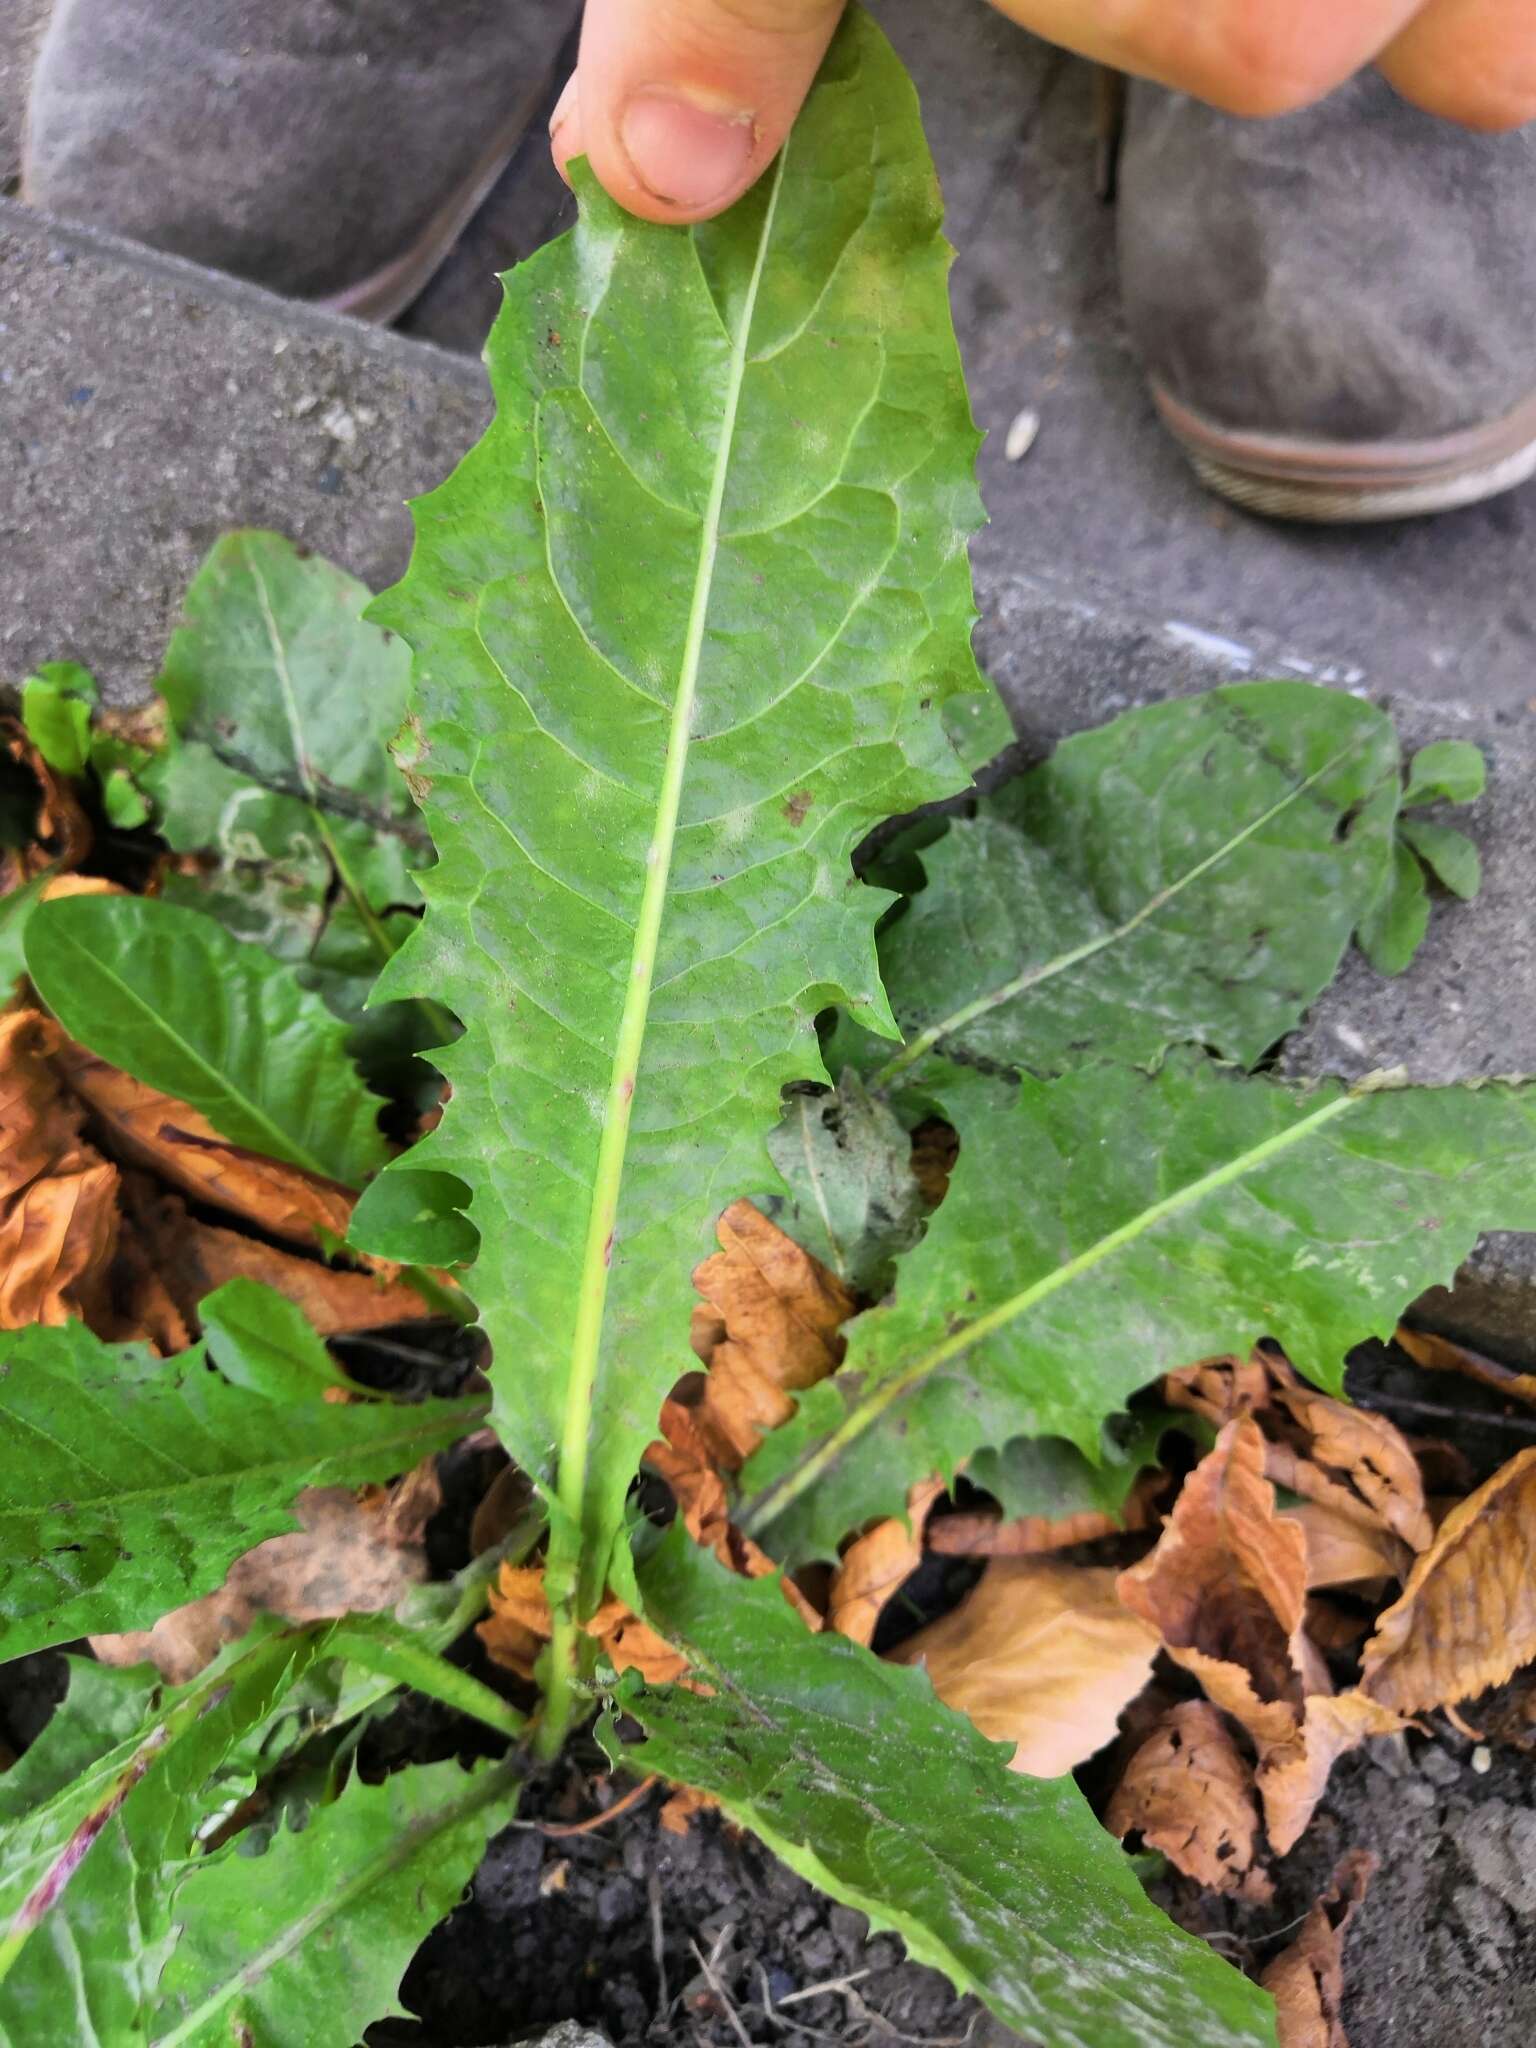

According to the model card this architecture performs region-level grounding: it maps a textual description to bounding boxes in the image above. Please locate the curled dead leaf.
[1396,1323,1536,1407]
[1359,1444,1536,1714]
[0,1008,119,1327]
[1,719,91,885]
[1106,1701,1272,1902]
[658,1785,714,1836]
[1282,1500,1411,1591]
[893,1558,1159,1777]
[479,1562,689,1687]
[90,1465,442,1683]
[680,1199,855,1471]
[1260,1850,1376,2048]
[119,1175,430,1336]
[827,1479,945,1647]
[50,1041,355,1246]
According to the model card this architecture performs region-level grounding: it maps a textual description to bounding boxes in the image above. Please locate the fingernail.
[619,88,756,209]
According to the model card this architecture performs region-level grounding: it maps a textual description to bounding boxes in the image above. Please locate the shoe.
[1117,74,1536,522]
[21,0,574,321]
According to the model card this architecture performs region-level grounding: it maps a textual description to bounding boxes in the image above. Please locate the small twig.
[540,1774,658,1838]
[691,1936,755,2048]
[650,1868,670,2023]
[842,1985,977,2048]
[755,1964,848,2044]
[776,1969,872,2010]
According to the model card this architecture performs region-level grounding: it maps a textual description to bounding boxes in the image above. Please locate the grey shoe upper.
[1118,74,1536,444]
[23,0,566,302]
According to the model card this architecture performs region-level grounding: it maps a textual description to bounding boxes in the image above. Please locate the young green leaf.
[349,1167,479,1267]
[0,1628,325,2043]
[371,8,990,1716]
[1402,738,1485,808]
[21,662,97,778]
[197,1276,361,1399]
[612,1532,1274,2048]
[737,1056,1536,1561]
[24,893,388,1185]
[148,1758,517,2048]
[1399,817,1481,900]
[862,682,1403,1086]
[0,1319,481,1658]
[968,1410,1202,1524]
[1358,837,1431,976]
[763,1075,932,1297]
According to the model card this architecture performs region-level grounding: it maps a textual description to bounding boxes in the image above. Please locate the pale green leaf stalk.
[370,9,988,1740]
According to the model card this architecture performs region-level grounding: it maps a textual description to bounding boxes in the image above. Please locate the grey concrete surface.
[0,0,46,194]
[1,198,490,697]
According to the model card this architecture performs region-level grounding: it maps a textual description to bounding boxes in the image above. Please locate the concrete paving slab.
[0,198,490,700]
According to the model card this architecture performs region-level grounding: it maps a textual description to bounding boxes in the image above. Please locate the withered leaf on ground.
[0,1008,118,1327]
[119,1176,432,1337]
[1105,1700,1272,1902]
[826,1478,945,1647]
[50,1039,355,1246]
[479,1561,689,1688]
[1359,1444,1536,1713]
[893,1558,1159,1777]
[1395,1322,1536,1407]
[1282,1500,1411,1591]
[1260,1850,1376,2048]
[90,1463,443,1683]
[678,1198,855,1473]
[1116,1419,1400,1852]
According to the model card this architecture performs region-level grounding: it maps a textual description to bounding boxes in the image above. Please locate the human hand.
[550,0,1536,225]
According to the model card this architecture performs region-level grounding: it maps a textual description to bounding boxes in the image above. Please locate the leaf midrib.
[740,1084,1362,1534]
[876,734,1375,1084]
[37,920,334,1183]
[551,146,792,1611]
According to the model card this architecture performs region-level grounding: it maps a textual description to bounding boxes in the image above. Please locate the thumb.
[552,0,844,225]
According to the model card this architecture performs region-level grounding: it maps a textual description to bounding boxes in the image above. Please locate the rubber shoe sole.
[1152,380,1536,523]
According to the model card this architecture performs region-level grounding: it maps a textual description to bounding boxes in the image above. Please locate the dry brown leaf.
[1105,1701,1272,1902]
[1260,1850,1376,2048]
[1168,1351,1432,1552]
[478,1562,689,1687]
[1281,1500,1411,1591]
[0,1008,119,1327]
[1304,1598,1373,1654]
[680,1199,855,1470]
[1396,1322,1536,1406]
[658,1785,714,1836]
[1359,1444,1536,1713]
[827,1479,945,1647]
[1116,1419,1400,1849]
[51,1041,355,1246]
[90,1467,441,1683]
[1,719,91,887]
[119,1175,430,1336]
[893,1559,1159,1777]
[1117,1416,1319,1722]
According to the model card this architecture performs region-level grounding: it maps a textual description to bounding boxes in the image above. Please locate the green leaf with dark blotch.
[198,1276,359,1399]
[24,893,388,1185]
[0,1319,481,1658]
[1400,817,1481,901]
[1402,738,1485,808]
[1358,836,1430,976]
[763,1073,932,1296]
[968,1408,1201,1524]
[350,1168,479,1267]
[21,662,97,777]
[368,9,989,1661]
[861,682,1404,1087]
[612,1531,1274,2048]
[737,1055,1536,1561]
[0,1628,324,2046]
[148,1759,516,2048]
